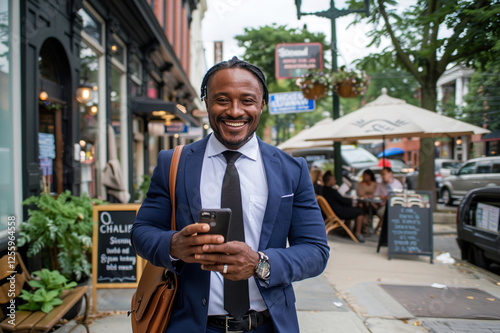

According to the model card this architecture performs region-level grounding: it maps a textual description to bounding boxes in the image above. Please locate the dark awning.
[482,129,500,142]
[130,97,200,127]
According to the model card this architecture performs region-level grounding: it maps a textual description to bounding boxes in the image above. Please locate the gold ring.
[223,264,228,274]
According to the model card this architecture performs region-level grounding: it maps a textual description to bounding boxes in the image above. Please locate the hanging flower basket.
[297,70,330,100]
[332,66,370,98]
[336,82,360,98]
[300,80,328,100]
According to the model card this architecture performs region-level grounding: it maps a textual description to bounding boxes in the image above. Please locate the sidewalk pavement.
[59,210,500,333]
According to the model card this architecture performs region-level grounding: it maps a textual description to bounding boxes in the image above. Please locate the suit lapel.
[183,137,208,223]
[258,139,283,249]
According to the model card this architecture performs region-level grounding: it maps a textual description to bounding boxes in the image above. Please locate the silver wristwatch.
[254,251,271,280]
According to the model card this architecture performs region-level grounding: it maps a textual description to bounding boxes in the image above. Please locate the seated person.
[322,171,365,243]
[310,167,324,195]
[356,169,378,232]
[357,169,377,199]
[373,167,404,232]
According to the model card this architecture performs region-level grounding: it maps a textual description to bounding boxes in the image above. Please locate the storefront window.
[111,65,122,161]
[130,55,142,97]
[79,41,99,197]
[79,7,102,45]
[147,75,159,98]
[0,0,14,233]
[110,34,125,64]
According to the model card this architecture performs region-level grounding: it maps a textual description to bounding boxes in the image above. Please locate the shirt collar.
[206,133,259,161]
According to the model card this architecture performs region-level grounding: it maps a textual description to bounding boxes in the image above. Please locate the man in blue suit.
[131,57,329,332]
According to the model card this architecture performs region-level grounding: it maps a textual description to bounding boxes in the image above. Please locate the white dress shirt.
[200,134,269,315]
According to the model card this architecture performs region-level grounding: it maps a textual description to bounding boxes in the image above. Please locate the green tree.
[463,60,500,131]
[234,24,331,141]
[348,0,500,192]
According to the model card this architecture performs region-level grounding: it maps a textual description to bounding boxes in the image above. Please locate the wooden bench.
[0,252,89,333]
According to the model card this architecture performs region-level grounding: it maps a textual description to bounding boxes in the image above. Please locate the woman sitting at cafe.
[356,169,379,234]
[357,169,377,199]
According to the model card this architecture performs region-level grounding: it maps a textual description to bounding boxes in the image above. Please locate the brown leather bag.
[130,145,184,333]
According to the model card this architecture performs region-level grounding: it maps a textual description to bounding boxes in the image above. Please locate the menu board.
[476,203,500,233]
[386,191,433,263]
[92,204,143,312]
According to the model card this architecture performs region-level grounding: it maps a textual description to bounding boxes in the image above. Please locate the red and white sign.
[275,42,323,79]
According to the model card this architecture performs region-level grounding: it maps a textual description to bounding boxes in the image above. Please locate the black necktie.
[221,150,249,319]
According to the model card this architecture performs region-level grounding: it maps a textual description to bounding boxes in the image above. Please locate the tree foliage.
[234,24,330,140]
[348,0,500,191]
[463,60,500,131]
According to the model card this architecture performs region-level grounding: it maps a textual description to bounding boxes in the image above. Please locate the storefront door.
[38,103,64,194]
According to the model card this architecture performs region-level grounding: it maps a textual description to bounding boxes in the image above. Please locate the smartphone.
[198,208,231,240]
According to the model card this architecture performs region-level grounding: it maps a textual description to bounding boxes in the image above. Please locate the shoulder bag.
[129,145,184,333]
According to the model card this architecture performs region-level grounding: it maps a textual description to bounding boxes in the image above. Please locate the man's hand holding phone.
[169,209,231,265]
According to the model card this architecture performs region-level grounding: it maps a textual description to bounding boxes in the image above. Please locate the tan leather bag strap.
[169,145,184,232]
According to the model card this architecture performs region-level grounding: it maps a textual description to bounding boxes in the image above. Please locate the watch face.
[256,261,270,279]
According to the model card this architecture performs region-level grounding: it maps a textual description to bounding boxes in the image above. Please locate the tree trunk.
[417,83,438,205]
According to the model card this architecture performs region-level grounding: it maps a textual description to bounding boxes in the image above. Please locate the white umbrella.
[277,117,335,151]
[306,89,489,142]
[278,117,379,151]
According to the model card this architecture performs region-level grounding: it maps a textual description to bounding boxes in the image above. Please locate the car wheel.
[441,188,453,206]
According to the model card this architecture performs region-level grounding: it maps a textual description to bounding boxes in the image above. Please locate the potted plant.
[17,191,106,282]
[331,66,370,98]
[18,269,77,314]
[134,174,151,202]
[297,70,331,100]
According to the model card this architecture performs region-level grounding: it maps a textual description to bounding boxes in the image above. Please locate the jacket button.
[201,297,207,306]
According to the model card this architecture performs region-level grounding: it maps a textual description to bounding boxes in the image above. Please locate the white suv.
[440,156,500,205]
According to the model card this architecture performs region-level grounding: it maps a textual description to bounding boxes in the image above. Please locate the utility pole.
[295,0,370,183]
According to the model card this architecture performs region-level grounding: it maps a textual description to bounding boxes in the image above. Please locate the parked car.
[456,186,500,269]
[288,145,379,173]
[385,159,414,173]
[434,159,463,188]
[406,158,463,197]
[440,156,500,205]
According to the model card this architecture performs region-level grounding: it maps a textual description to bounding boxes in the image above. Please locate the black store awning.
[130,97,200,127]
[482,129,500,142]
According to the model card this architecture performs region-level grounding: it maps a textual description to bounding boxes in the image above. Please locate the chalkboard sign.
[92,204,143,312]
[386,191,433,263]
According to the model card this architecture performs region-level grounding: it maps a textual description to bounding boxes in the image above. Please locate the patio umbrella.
[306,89,489,143]
[277,117,377,152]
[377,147,405,158]
[277,118,335,151]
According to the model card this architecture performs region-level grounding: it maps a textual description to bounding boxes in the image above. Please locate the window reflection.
[0,1,14,232]
[79,41,99,197]
[78,8,102,44]
[111,65,122,162]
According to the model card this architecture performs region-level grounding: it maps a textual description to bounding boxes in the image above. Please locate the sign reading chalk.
[92,204,144,312]
[386,191,434,263]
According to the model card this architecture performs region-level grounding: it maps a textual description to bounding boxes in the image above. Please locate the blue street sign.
[269,92,315,115]
[165,122,188,133]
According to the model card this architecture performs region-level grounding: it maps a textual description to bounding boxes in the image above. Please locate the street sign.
[275,42,323,79]
[165,122,188,133]
[269,91,315,115]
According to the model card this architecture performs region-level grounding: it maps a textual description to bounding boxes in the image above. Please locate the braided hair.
[200,56,269,104]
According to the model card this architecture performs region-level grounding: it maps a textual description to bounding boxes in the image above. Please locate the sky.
[201,0,386,72]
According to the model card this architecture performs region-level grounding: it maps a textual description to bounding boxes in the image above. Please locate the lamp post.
[295,0,370,184]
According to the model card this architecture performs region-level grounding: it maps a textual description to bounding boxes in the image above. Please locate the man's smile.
[222,120,246,128]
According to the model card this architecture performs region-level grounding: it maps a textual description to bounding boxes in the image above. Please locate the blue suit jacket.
[131,136,329,332]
